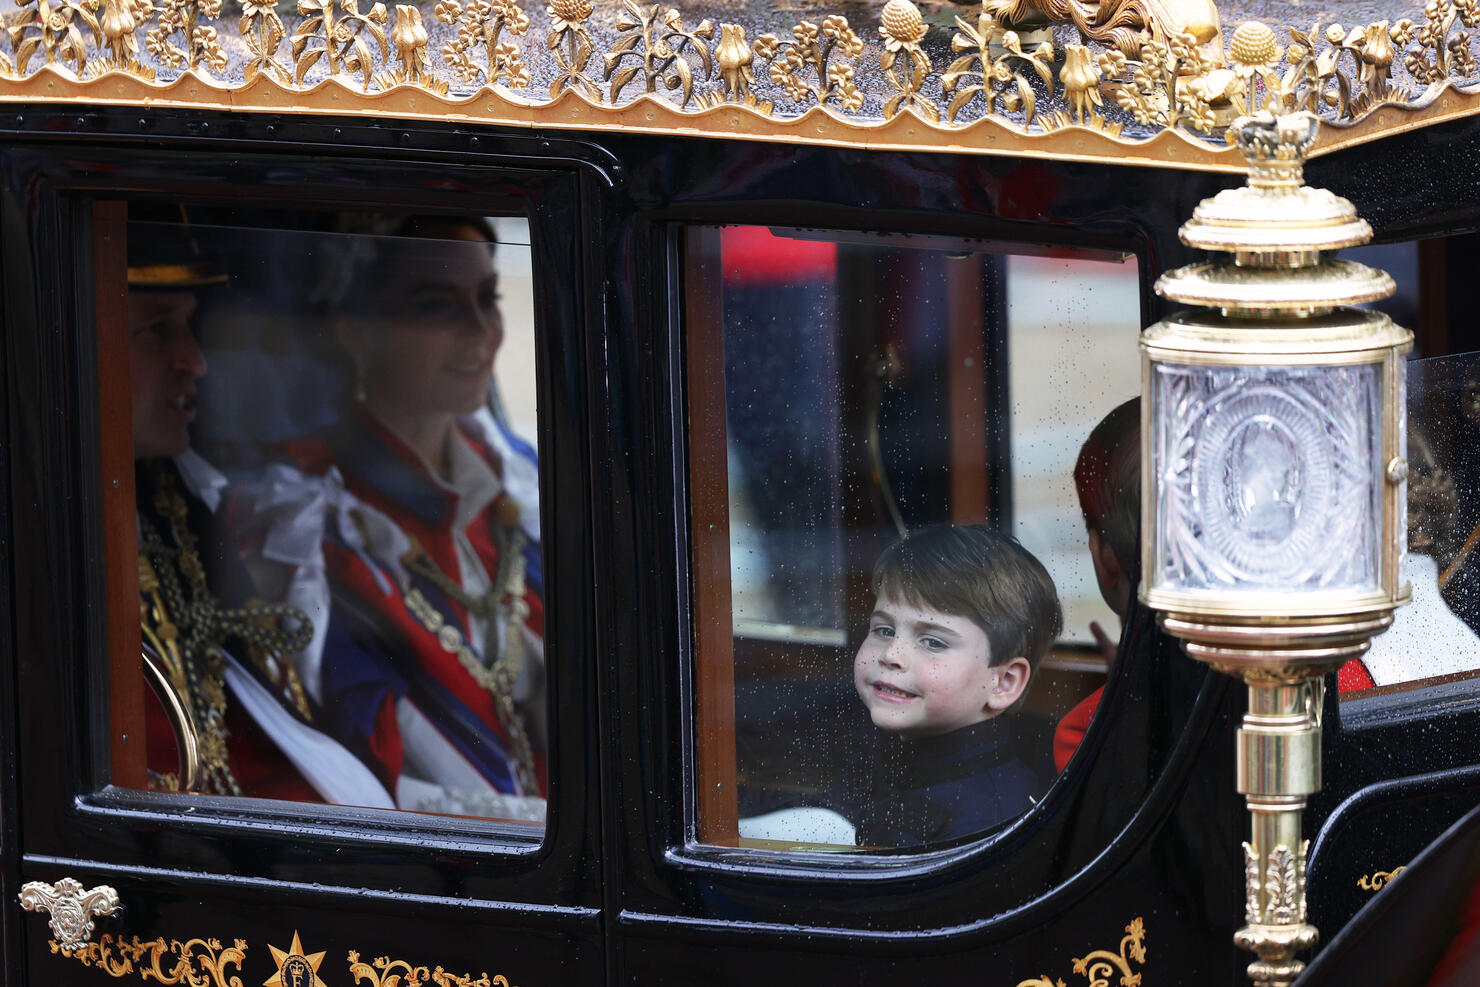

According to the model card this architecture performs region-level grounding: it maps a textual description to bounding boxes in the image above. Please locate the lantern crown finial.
[1232,111,1319,192]
[1156,110,1395,314]
[1174,110,1370,266]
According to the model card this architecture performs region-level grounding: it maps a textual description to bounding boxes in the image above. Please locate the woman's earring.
[353,352,368,403]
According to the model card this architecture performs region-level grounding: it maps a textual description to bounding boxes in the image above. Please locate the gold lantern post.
[1141,111,1412,987]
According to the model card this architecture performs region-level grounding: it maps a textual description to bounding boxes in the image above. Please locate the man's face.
[853,595,1015,737]
[128,290,206,460]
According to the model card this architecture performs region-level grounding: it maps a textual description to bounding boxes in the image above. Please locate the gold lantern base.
[1158,608,1394,987]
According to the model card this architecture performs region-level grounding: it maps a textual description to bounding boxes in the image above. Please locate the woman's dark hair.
[871,523,1063,688]
[324,213,497,317]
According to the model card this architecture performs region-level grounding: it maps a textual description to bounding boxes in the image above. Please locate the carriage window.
[1329,236,1480,705]
[684,225,1140,850]
[1337,348,1480,702]
[107,208,548,831]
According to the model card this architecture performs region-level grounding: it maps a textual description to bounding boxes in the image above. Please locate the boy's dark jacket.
[855,716,1040,848]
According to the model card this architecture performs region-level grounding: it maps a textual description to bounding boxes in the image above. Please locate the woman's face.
[347,223,503,419]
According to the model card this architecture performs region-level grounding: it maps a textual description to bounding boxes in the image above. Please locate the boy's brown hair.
[871,524,1062,710]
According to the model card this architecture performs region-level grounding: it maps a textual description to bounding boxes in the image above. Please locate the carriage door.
[1,148,604,987]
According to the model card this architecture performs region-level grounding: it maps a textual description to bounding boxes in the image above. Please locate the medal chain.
[396,525,537,796]
[138,463,315,795]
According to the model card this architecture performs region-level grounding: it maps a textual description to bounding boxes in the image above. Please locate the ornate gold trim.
[347,950,518,987]
[0,0,1477,171]
[1014,916,1147,987]
[0,62,1249,170]
[49,933,248,987]
[1356,865,1407,891]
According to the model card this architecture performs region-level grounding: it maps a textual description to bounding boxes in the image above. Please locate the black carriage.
[0,0,1478,983]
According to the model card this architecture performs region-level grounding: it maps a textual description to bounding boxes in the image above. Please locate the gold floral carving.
[752,15,862,111]
[7,0,102,76]
[4,0,1480,172]
[878,0,931,120]
[944,16,1055,126]
[1406,0,1479,85]
[604,0,713,107]
[96,0,149,76]
[1357,865,1407,891]
[347,950,517,987]
[49,933,248,987]
[379,4,445,92]
[239,0,289,82]
[700,22,762,108]
[545,0,596,99]
[1014,916,1147,987]
[435,0,529,89]
[291,0,389,89]
[144,0,225,74]
[1114,32,1219,131]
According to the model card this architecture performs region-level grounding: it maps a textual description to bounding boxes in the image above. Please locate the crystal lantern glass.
[1142,117,1412,625]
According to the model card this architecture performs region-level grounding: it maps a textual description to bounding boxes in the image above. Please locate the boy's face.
[854,595,1029,737]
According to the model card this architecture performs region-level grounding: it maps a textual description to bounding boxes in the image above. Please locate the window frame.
[6,144,601,906]
[668,216,1157,871]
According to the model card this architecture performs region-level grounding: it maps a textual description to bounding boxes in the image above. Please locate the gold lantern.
[1141,111,1412,987]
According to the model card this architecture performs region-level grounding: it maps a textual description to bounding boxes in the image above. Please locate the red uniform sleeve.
[1053,685,1105,773]
[1337,658,1376,693]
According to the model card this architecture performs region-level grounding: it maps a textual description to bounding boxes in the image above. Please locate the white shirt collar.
[172,448,229,514]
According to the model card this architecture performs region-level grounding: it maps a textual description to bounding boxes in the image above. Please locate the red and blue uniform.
[258,408,546,808]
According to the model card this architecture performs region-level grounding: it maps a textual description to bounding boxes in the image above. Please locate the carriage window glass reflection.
[1336,349,1480,699]
[124,211,547,829]
[685,225,1140,850]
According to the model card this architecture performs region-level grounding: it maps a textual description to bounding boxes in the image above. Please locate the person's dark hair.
[1073,397,1140,573]
[871,524,1062,707]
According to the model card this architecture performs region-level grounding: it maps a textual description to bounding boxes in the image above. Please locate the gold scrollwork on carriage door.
[40,926,522,987]
[1,0,1480,169]
[47,933,248,987]
[1014,916,1147,987]
[348,951,517,987]
[1357,865,1407,892]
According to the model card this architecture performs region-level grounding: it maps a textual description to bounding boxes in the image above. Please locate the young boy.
[853,523,1061,847]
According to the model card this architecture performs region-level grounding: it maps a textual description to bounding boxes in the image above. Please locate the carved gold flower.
[1230,21,1278,73]
[714,23,753,96]
[880,0,925,50]
[1359,21,1394,69]
[547,0,590,31]
[1097,48,1127,77]
[822,14,863,58]
[1061,44,1103,121]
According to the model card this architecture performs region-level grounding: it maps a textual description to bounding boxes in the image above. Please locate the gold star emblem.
[264,932,326,987]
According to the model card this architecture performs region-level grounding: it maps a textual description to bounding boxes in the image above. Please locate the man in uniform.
[129,217,394,808]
